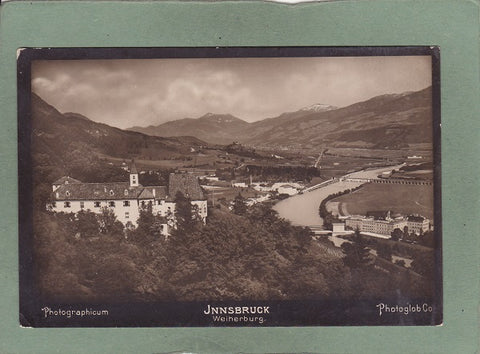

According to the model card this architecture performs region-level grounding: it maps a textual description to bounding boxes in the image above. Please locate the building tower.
[129,160,139,187]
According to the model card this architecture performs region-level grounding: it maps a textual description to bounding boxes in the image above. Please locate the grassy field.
[332,182,434,220]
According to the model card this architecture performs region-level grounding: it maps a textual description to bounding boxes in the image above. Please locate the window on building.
[64,201,71,208]
[80,201,84,209]
[141,201,146,207]
[94,201,101,208]
[124,189,129,196]
[123,201,130,207]
[109,201,115,207]
[125,212,129,219]
[110,190,114,196]
[65,191,70,197]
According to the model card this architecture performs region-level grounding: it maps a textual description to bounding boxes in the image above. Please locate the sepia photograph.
[18,47,441,327]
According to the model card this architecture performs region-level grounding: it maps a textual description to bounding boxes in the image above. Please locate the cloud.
[32,74,72,93]
[31,56,432,128]
[131,69,255,124]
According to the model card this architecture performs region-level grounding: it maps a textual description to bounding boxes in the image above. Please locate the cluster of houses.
[231,181,303,196]
[47,163,207,236]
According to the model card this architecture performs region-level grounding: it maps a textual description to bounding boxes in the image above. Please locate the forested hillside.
[33,203,432,303]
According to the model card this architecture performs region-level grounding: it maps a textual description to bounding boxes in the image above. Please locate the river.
[273,165,404,227]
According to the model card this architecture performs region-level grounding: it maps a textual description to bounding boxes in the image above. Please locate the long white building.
[344,212,430,236]
[47,163,207,235]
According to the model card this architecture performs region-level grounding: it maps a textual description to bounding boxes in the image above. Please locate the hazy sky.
[32,56,431,129]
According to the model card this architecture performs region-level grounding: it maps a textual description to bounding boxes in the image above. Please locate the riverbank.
[273,165,405,227]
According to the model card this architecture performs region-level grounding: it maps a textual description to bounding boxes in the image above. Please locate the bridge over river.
[273,165,405,228]
[343,177,432,186]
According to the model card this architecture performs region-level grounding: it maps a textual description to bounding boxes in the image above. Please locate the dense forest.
[244,165,321,182]
[33,195,434,303]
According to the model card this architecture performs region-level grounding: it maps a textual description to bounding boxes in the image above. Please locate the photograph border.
[0,0,478,352]
[18,46,442,328]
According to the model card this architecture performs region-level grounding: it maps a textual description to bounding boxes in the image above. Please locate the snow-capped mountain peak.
[300,103,337,112]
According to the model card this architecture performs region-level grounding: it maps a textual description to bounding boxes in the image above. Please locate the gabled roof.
[150,186,168,199]
[130,161,138,174]
[52,176,82,185]
[407,215,425,222]
[51,173,204,201]
[53,182,143,201]
[138,186,168,200]
[366,210,391,220]
[168,173,205,200]
[137,188,154,199]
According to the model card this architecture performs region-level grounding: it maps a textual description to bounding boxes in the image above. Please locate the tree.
[129,202,172,244]
[411,252,435,279]
[232,193,247,216]
[173,191,197,236]
[323,211,340,230]
[418,230,435,248]
[136,203,156,235]
[74,209,100,238]
[247,203,278,225]
[97,207,123,235]
[376,243,392,262]
[390,228,403,241]
[341,229,374,269]
[402,229,417,244]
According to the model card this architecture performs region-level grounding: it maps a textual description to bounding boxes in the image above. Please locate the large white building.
[344,211,430,236]
[47,163,207,235]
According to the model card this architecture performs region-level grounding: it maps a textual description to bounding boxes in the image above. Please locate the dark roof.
[52,174,203,201]
[52,176,82,185]
[168,173,205,200]
[137,186,167,199]
[137,188,154,199]
[53,182,144,201]
[366,210,391,220]
[130,161,138,174]
[148,186,168,199]
[407,215,425,222]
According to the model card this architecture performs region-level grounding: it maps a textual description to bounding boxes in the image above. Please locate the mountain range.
[31,86,432,172]
[30,92,207,169]
[129,87,432,149]
[129,113,249,145]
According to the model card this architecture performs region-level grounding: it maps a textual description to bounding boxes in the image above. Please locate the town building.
[405,215,430,235]
[251,182,303,195]
[344,211,430,236]
[47,163,207,235]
